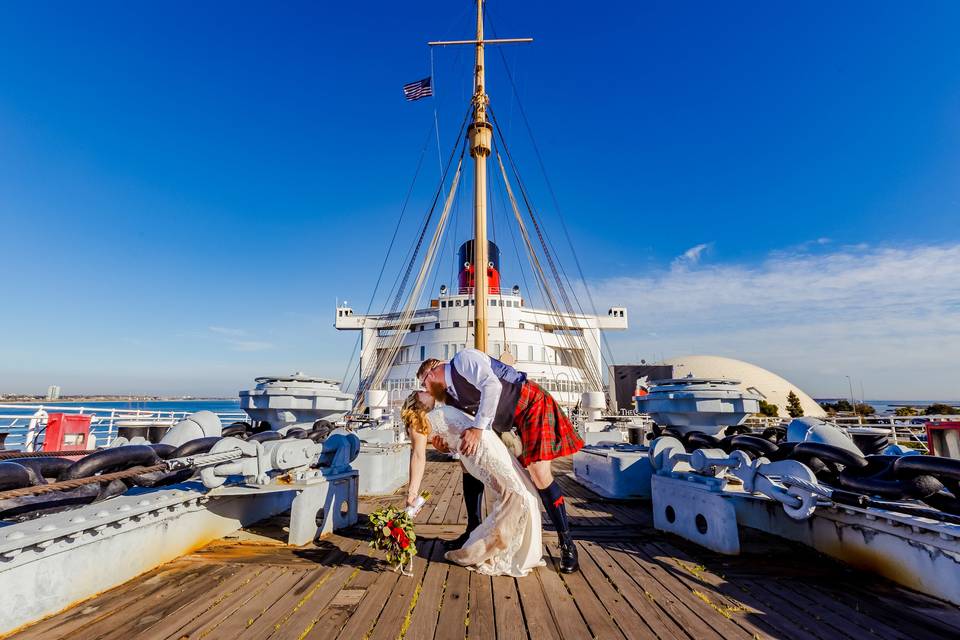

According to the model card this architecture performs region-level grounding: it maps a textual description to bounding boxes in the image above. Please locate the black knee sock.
[463,472,485,531]
[538,481,572,545]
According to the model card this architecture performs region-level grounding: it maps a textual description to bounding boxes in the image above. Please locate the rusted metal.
[0,449,99,459]
[0,463,166,499]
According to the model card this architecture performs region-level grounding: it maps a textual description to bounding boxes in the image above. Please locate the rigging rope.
[493,152,604,393]
[355,152,465,410]
[484,18,620,371]
[338,120,438,392]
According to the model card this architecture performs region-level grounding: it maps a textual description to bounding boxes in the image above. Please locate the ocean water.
[0,399,242,417]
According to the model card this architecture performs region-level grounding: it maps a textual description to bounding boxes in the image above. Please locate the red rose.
[387,520,394,528]
[400,539,410,549]
[391,527,403,539]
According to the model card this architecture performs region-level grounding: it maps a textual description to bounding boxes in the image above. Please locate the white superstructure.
[336,245,628,410]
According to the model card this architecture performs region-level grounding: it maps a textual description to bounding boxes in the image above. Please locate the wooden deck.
[9,452,960,640]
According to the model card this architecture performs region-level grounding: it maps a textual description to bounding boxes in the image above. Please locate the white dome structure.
[655,355,825,419]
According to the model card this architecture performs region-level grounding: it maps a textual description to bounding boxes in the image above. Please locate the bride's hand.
[431,435,449,453]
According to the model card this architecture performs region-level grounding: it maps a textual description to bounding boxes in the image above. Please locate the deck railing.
[0,404,249,451]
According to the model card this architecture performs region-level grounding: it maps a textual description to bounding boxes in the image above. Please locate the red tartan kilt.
[513,380,584,467]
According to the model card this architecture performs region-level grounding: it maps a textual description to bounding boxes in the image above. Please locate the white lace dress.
[427,405,545,577]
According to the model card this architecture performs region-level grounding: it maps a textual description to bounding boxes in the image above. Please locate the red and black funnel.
[458,240,501,293]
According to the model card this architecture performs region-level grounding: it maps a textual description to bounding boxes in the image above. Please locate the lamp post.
[845,375,859,424]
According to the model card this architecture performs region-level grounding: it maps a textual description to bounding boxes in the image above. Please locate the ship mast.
[469,0,492,352]
[430,0,531,353]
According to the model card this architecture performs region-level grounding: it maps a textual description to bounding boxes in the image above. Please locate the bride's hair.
[401,392,431,437]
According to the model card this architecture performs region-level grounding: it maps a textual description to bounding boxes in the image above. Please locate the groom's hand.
[460,428,482,457]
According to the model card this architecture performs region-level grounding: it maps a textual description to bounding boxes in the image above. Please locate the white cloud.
[591,243,960,399]
[671,243,711,269]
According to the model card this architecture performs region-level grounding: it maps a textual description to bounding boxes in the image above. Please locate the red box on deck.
[42,413,92,451]
[925,421,960,458]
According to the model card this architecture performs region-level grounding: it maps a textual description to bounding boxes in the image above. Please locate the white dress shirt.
[444,348,503,431]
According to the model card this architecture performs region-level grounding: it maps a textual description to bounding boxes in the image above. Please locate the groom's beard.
[427,380,448,405]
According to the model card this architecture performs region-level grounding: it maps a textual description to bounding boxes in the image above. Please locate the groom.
[417,348,584,573]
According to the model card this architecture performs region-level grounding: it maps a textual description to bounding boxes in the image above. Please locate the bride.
[401,391,545,577]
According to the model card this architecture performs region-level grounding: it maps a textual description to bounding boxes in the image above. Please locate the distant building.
[46,385,61,401]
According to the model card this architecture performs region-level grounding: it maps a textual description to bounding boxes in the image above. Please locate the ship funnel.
[458,240,501,294]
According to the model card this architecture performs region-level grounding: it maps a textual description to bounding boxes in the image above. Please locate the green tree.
[924,403,959,416]
[854,402,875,417]
[757,400,779,417]
[894,406,918,417]
[786,391,804,418]
[819,399,854,414]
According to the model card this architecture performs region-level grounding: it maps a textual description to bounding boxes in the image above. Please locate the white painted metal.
[651,474,741,554]
[0,484,296,635]
[572,444,653,499]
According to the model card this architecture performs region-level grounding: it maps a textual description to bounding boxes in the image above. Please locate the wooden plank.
[239,564,347,639]
[88,565,237,640]
[142,565,269,639]
[406,541,451,639]
[644,539,823,640]
[535,564,592,640]
[428,464,460,525]
[433,564,470,640]
[618,542,756,640]
[786,581,914,640]
[604,543,730,640]
[414,465,448,523]
[467,572,495,640]
[756,578,875,640]
[810,582,959,639]
[302,542,385,640]
[574,538,665,640]
[12,563,197,640]
[199,568,309,637]
[368,541,432,640]
[158,566,289,640]
[491,575,526,640]
[261,540,367,639]
[334,556,401,640]
[579,541,691,640]
[543,543,624,640]
[514,567,562,640]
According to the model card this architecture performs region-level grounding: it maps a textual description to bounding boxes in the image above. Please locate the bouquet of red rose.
[368,492,429,576]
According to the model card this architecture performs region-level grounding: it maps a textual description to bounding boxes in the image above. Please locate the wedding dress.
[427,404,545,577]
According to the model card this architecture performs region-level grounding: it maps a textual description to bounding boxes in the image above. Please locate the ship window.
[453,321,460,328]
[434,323,440,329]
[519,323,525,329]
[490,300,497,306]
[470,299,475,305]
[528,346,534,361]
[420,346,426,361]
[441,301,446,308]
[468,321,474,327]
[498,321,505,328]
[456,299,462,307]
[444,344,450,358]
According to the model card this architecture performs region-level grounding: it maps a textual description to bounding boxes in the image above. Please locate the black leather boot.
[559,536,579,573]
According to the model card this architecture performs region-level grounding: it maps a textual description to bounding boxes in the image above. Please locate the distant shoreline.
[0,397,237,404]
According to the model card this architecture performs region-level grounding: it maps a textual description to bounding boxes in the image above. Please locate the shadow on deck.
[7,455,960,640]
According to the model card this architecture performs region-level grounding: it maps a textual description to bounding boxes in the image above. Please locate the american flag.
[403,77,433,101]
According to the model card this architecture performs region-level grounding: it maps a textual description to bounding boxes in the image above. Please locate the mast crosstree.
[429,0,532,353]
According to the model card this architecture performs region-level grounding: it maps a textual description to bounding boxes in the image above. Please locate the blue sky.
[2,1,959,399]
